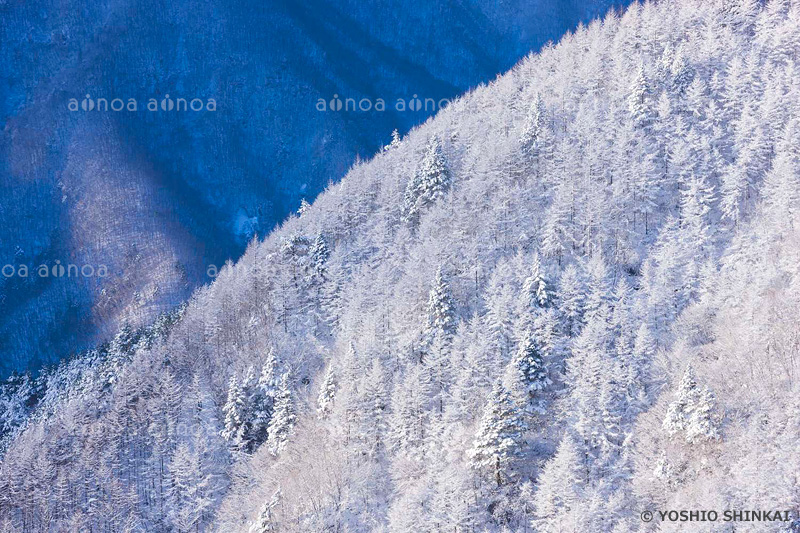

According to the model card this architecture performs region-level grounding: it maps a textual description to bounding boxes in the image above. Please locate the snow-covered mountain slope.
[0,0,626,377]
[2,0,800,531]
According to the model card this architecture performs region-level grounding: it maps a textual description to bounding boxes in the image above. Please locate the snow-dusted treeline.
[2,0,800,531]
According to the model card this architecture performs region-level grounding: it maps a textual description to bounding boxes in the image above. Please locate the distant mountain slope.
[0,0,626,375]
[3,0,799,531]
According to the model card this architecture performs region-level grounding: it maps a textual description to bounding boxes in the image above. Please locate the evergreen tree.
[250,351,280,448]
[425,266,457,345]
[221,376,246,451]
[541,178,572,263]
[670,50,694,96]
[359,358,389,459]
[663,365,698,436]
[583,253,612,324]
[679,173,715,257]
[520,93,545,161]
[629,323,656,405]
[316,362,336,417]
[685,386,720,444]
[309,233,330,280]
[168,444,203,532]
[628,65,653,129]
[388,128,402,150]
[558,264,586,337]
[521,253,550,309]
[259,349,280,399]
[297,198,311,216]
[468,381,527,486]
[513,330,551,395]
[532,307,561,361]
[483,262,517,361]
[249,488,281,533]
[520,93,552,179]
[533,434,585,531]
[761,120,800,236]
[266,373,296,457]
[389,362,429,459]
[402,135,451,224]
[663,365,720,443]
[425,334,452,415]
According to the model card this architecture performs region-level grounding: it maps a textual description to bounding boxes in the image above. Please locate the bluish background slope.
[0,0,627,375]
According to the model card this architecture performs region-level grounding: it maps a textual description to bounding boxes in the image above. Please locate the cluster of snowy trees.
[2,0,800,531]
[219,348,296,456]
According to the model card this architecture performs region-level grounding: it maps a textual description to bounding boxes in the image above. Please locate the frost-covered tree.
[221,375,246,451]
[483,262,517,361]
[168,443,203,531]
[468,381,527,486]
[309,233,330,280]
[663,366,720,444]
[402,135,451,224]
[520,93,553,179]
[628,65,654,129]
[425,266,457,345]
[685,386,720,444]
[512,330,550,396]
[558,264,585,337]
[533,434,585,531]
[266,373,296,456]
[522,253,550,309]
[662,365,698,436]
[297,198,311,216]
[679,173,715,257]
[389,362,429,459]
[249,351,280,449]
[316,363,336,417]
[249,488,281,533]
[358,358,390,459]
[761,120,800,236]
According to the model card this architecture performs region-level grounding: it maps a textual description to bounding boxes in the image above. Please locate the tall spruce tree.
[425,266,457,345]
[468,381,527,486]
[513,330,551,395]
[316,362,337,417]
[266,373,296,456]
[221,376,246,452]
[402,135,451,224]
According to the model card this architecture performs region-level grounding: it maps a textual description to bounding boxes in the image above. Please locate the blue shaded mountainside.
[0,0,626,375]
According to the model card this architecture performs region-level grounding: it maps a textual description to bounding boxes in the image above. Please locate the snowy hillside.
[2,0,800,531]
[0,0,626,376]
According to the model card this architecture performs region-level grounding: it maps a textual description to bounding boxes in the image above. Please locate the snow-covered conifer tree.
[628,65,653,129]
[221,376,246,451]
[468,381,526,486]
[558,264,585,337]
[522,253,550,309]
[425,266,457,345]
[266,373,296,456]
[402,135,451,224]
[249,488,281,533]
[662,365,719,444]
[663,365,698,436]
[533,434,585,531]
[309,233,330,280]
[513,330,550,395]
[297,198,311,217]
[316,362,336,417]
[685,386,720,444]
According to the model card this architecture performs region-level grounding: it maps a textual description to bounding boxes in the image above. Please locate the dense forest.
[2,0,800,531]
